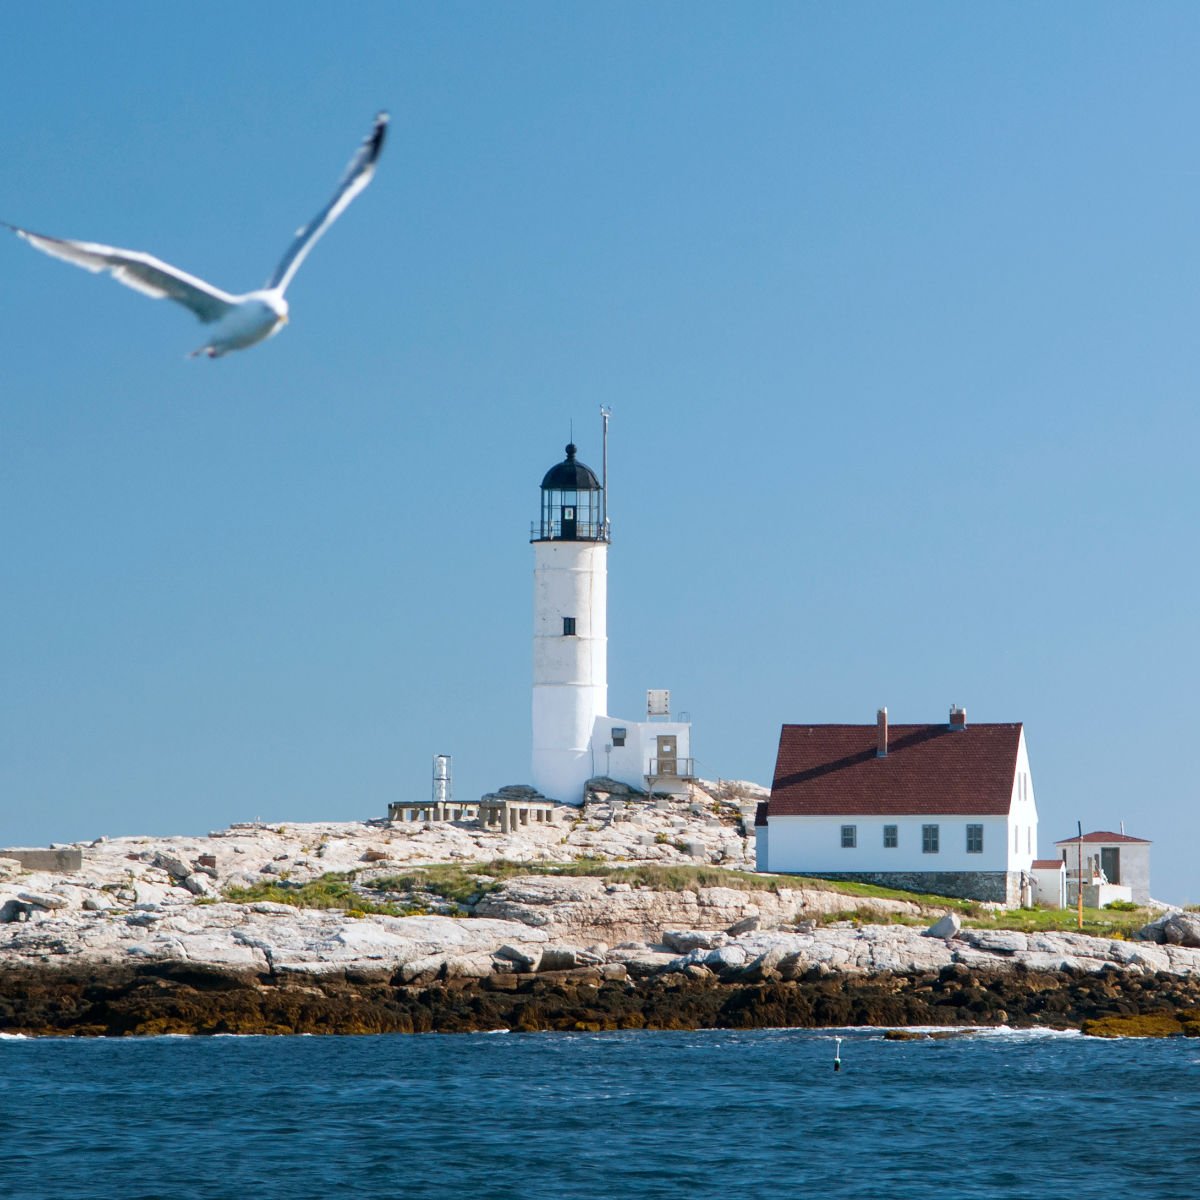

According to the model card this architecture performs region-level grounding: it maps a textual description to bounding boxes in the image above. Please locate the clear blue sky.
[3,4,1198,903]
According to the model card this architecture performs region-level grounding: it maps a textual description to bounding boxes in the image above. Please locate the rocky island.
[3,781,1198,1037]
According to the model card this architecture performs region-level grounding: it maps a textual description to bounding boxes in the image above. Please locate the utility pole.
[1077,819,1084,930]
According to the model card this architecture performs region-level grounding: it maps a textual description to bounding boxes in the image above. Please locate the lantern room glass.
[538,485,603,541]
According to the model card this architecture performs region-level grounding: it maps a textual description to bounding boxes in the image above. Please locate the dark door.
[1100,847,1120,884]
[560,505,576,539]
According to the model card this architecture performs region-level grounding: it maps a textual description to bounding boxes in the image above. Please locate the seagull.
[3,111,388,358]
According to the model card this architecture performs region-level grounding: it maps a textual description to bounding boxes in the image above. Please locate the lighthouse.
[530,441,608,802]
[529,419,694,805]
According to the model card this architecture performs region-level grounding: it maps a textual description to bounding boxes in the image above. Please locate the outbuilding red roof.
[768,722,1023,818]
[1031,859,1065,870]
[1054,830,1150,845]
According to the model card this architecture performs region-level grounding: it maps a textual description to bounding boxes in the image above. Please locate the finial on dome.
[565,443,577,459]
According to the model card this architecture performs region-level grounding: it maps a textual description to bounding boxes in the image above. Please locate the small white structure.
[432,754,452,807]
[530,434,692,804]
[1030,858,1067,909]
[1054,830,1151,905]
[758,705,1039,906]
[591,694,693,798]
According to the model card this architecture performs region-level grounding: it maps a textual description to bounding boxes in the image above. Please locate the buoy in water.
[833,1036,842,1072]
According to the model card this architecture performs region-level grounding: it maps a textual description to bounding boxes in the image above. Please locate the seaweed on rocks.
[5,963,1200,1038]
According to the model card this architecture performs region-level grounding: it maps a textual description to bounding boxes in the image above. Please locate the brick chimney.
[949,704,967,730]
[876,707,888,757]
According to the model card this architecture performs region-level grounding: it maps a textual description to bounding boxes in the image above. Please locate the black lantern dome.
[532,443,607,542]
[540,443,600,491]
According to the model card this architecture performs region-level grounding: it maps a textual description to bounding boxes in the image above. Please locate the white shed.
[1054,831,1152,905]
[1030,859,1067,909]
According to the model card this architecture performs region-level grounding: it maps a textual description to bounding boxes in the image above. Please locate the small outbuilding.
[1030,859,1067,909]
[1054,830,1151,905]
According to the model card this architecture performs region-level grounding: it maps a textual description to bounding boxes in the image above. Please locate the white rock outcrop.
[473,876,919,943]
[3,783,1197,987]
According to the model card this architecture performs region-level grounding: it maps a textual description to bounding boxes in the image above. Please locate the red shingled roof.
[768,723,1022,817]
[1054,830,1151,845]
[1031,859,1065,870]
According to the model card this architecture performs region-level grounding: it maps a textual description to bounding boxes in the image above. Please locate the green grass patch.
[365,864,504,910]
[961,904,1152,937]
[224,872,413,917]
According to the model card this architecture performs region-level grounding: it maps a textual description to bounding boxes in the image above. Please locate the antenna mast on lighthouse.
[600,405,611,541]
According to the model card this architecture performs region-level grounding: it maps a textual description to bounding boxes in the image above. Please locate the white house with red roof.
[757,705,1039,905]
[1054,830,1151,905]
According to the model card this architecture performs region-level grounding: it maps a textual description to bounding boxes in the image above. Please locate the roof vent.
[876,707,888,757]
[949,704,967,731]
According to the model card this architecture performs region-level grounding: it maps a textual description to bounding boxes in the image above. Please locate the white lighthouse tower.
[531,440,608,803]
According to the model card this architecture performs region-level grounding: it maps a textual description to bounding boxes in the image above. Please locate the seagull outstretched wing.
[265,111,389,296]
[4,111,388,357]
[2,224,237,324]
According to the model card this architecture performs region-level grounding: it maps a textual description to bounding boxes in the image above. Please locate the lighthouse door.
[656,735,677,777]
[560,505,577,539]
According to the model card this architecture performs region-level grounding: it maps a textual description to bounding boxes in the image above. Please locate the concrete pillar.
[520,809,529,826]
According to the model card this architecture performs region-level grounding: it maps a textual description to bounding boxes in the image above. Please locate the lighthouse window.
[562,617,576,636]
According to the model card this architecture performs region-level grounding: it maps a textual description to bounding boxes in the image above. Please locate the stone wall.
[793,870,1018,905]
[1,848,83,873]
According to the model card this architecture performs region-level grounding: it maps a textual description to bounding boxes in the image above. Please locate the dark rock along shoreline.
[5,962,1200,1038]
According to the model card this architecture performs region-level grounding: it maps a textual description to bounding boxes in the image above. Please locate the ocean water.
[1,1027,1196,1199]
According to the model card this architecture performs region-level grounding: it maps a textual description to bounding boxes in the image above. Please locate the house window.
[883,825,898,848]
[611,727,626,748]
[922,824,939,854]
[562,617,576,636]
[841,825,857,849]
[966,824,983,854]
